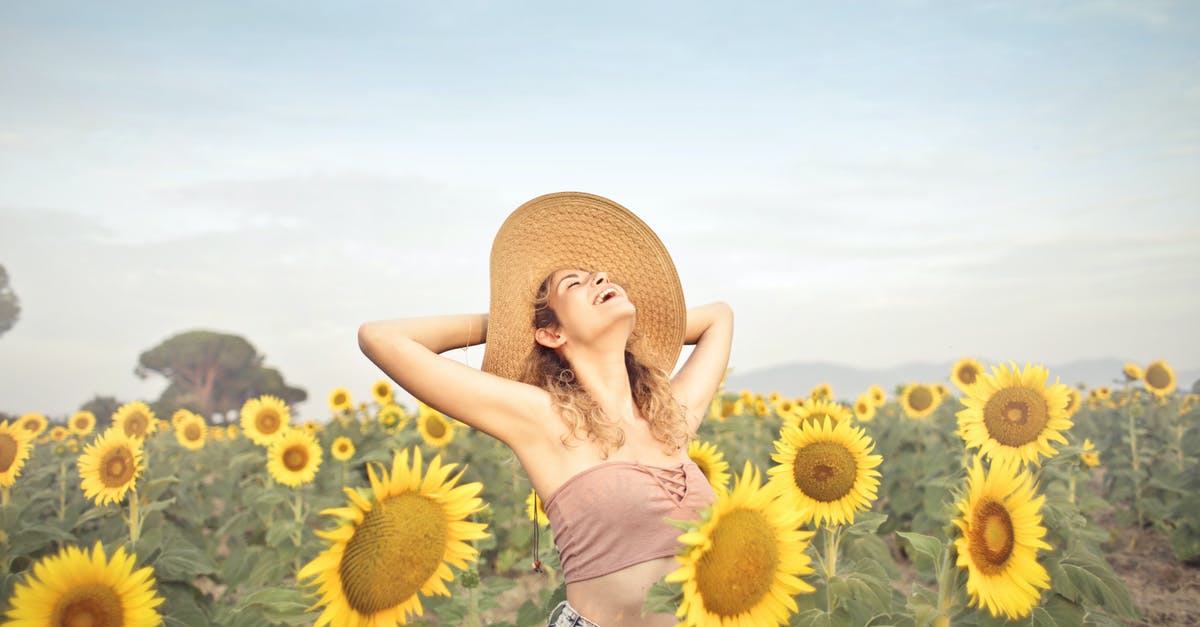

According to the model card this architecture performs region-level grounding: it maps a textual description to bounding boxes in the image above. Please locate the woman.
[357,192,733,626]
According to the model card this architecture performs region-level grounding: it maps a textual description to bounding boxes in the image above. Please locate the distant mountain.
[724,358,1200,401]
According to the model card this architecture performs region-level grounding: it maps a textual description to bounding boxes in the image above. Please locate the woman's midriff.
[565,556,680,627]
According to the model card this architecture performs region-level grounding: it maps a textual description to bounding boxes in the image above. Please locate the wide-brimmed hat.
[481,191,686,382]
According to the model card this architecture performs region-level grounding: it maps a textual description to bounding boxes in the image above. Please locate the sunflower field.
[1,359,1196,626]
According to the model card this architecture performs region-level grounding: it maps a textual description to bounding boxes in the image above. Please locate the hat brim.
[482,192,686,382]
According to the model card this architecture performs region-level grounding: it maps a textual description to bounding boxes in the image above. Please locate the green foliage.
[0,263,20,337]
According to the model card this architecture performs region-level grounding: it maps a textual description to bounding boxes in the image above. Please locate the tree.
[136,330,307,423]
[0,264,20,338]
[79,395,122,431]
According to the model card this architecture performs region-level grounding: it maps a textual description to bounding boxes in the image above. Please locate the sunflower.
[371,380,394,406]
[1143,360,1176,396]
[69,411,96,436]
[1095,386,1112,400]
[47,425,69,442]
[768,416,883,527]
[266,428,323,487]
[418,411,456,448]
[809,382,834,402]
[526,488,549,526]
[1122,362,1143,381]
[111,401,157,440]
[665,461,815,626]
[78,428,144,506]
[2,540,163,626]
[332,436,356,462]
[174,413,207,451]
[934,383,950,398]
[957,363,1073,467]
[298,447,489,626]
[773,398,798,418]
[853,395,876,423]
[212,428,225,441]
[17,413,48,438]
[227,424,239,439]
[304,421,321,435]
[719,398,745,421]
[687,440,731,493]
[240,395,290,446]
[867,385,887,407]
[1062,388,1082,418]
[0,421,34,488]
[900,383,940,419]
[952,358,986,393]
[953,455,1052,620]
[329,387,353,413]
[790,398,853,431]
[1080,439,1100,468]
[377,403,408,431]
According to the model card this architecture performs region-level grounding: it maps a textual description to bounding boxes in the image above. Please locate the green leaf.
[843,511,888,536]
[1030,593,1086,627]
[154,541,218,582]
[896,532,945,572]
[1050,552,1139,619]
[643,579,681,616]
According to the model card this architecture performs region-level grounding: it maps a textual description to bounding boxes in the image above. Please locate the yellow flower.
[719,398,745,421]
[789,398,853,431]
[768,417,883,527]
[953,455,1052,620]
[174,412,207,451]
[240,395,291,446]
[78,428,143,506]
[1143,360,1176,397]
[1095,386,1112,400]
[0,421,34,488]
[332,436,356,462]
[378,403,408,431]
[687,440,731,494]
[69,411,96,436]
[665,461,815,626]
[900,383,940,419]
[371,380,394,406]
[1080,439,1100,468]
[952,358,986,393]
[111,401,157,440]
[867,385,887,407]
[329,387,353,412]
[298,448,489,626]
[2,541,163,626]
[809,382,834,402]
[957,362,1073,467]
[266,428,323,487]
[1062,387,1082,418]
[1123,362,1144,381]
[17,413,48,438]
[418,410,456,448]
[853,395,876,423]
[227,424,239,439]
[526,488,549,526]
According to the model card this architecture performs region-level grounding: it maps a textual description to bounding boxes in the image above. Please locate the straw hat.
[481,191,686,382]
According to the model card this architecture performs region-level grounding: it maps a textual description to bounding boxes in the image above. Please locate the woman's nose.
[592,272,608,285]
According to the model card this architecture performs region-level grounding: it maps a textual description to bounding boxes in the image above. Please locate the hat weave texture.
[482,192,686,382]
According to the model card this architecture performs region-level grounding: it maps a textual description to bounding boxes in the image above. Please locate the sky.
[2,1,1198,419]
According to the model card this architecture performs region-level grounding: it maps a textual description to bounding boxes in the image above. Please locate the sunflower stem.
[1,486,8,508]
[129,486,141,547]
[58,460,67,521]
[823,524,841,614]
[292,487,305,574]
[934,538,955,627]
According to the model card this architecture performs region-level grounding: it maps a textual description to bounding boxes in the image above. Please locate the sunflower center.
[969,500,1015,574]
[1145,364,1171,390]
[101,449,136,488]
[256,410,281,434]
[282,445,309,471]
[184,423,202,441]
[124,414,148,437]
[693,508,778,617]
[0,434,17,472]
[982,387,1049,447]
[908,387,934,412]
[334,393,347,406]
[53,582,124,627]
[425,417,446,438]
[792,441,857,502]
[339,493,447,615]
[958,365,979,385]
[74,417,89,429]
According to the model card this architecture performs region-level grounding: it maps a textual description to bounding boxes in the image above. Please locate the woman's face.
[539,268,635,349]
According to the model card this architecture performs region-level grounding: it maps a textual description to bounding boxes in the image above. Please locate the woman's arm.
[671,302,734,430]
[357,314,550,445]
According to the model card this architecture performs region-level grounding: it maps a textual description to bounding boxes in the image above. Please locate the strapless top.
[542,460,716,583]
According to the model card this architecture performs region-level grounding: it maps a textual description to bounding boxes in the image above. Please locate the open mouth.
[593,287,620,305]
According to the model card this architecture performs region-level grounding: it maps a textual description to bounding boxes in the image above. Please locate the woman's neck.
[570,350,638,422]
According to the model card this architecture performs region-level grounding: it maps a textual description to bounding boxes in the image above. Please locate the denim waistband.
[548,599,602,627]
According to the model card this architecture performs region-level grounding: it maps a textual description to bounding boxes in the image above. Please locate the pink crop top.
[542,460,717,583]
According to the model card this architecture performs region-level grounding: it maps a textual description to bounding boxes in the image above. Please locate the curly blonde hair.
[519,270,692,458]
